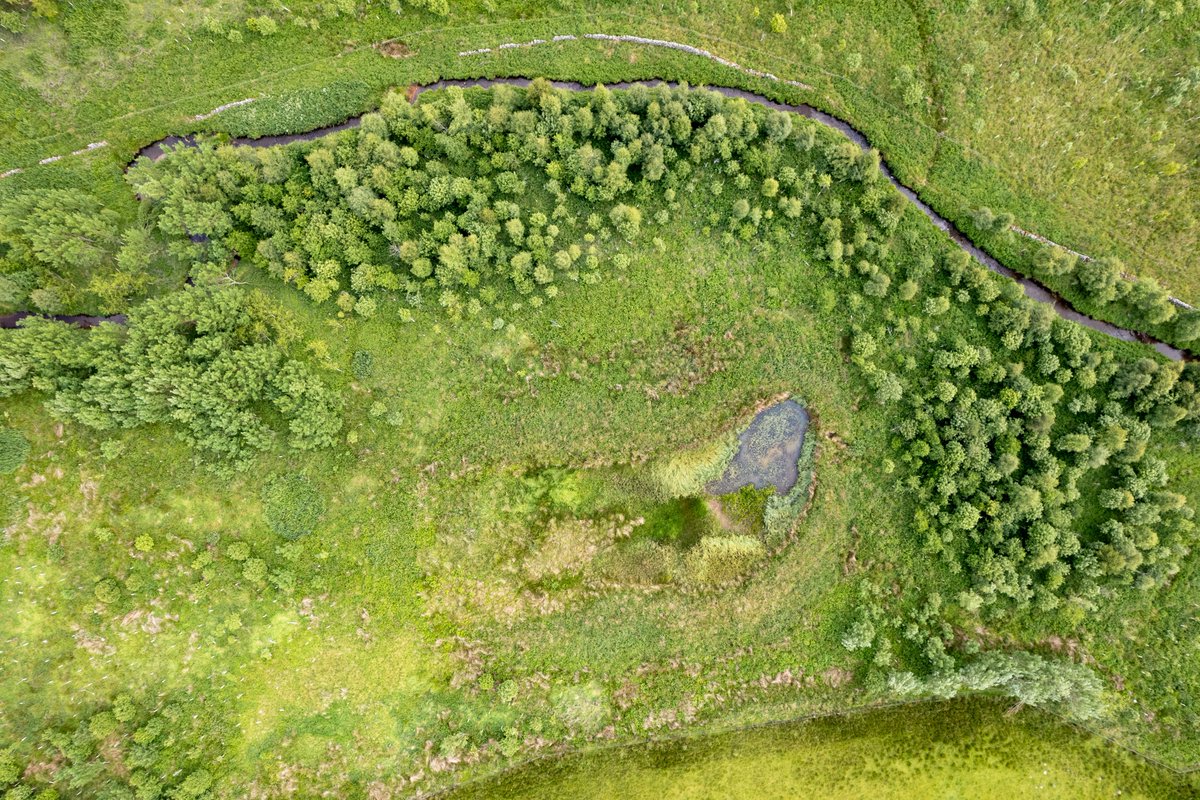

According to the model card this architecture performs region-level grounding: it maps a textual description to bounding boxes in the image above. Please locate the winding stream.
[15,77,1183,361]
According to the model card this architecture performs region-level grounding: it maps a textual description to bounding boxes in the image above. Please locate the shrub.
[769,12,788,33]
[0,748,19,786]
[609,204,642,239]
[93,579,120,604]
[226,541,251,561]
[245,15,278,35]
[923,295,950,316]
[0,429,30,473]
[88,711,118,740]
[242,558,268,584]
[262,474,325,539]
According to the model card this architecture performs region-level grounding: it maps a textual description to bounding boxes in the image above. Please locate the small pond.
[707,399,810,495]
[444,699,1195,799]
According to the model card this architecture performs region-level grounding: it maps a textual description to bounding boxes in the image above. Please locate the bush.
[245,15,277,36]
[226,541,251,561]
[0,428,30,473]
[262,474,325,539]
[93,579,120,604]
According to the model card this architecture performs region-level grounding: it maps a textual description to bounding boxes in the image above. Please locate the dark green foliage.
[0,286,341,465]
[640,496,710,548]
[0,189,123,311]
[1174,310,1200,342]
[721,484,773,532]
[855,241,1196,612]
[261,473,325,540]
[351,349,375,380]
[0,427,29,473]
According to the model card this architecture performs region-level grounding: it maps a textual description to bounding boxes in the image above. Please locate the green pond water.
[446,699,1196,799]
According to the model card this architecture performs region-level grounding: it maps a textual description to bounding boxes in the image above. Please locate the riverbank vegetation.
[1,4,1199,798]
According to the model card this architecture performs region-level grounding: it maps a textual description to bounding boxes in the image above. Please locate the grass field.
[1,2,1199,798]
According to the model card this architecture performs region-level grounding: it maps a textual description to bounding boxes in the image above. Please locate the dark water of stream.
[0,312,125,329]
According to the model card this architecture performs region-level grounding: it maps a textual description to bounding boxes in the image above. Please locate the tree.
[1129,277,1177,324]
[923,295,950,316]
[868,367,904,403]
[1174,311,1200,342]
[0,288,341,467]
[841,615,876,650]
[608,204,642,239]
[1075,256,1124,304]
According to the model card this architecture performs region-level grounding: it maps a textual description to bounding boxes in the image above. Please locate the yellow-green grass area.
[447,698,1200,800]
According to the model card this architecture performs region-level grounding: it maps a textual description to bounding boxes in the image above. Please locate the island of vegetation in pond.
[0,6,1199,796]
